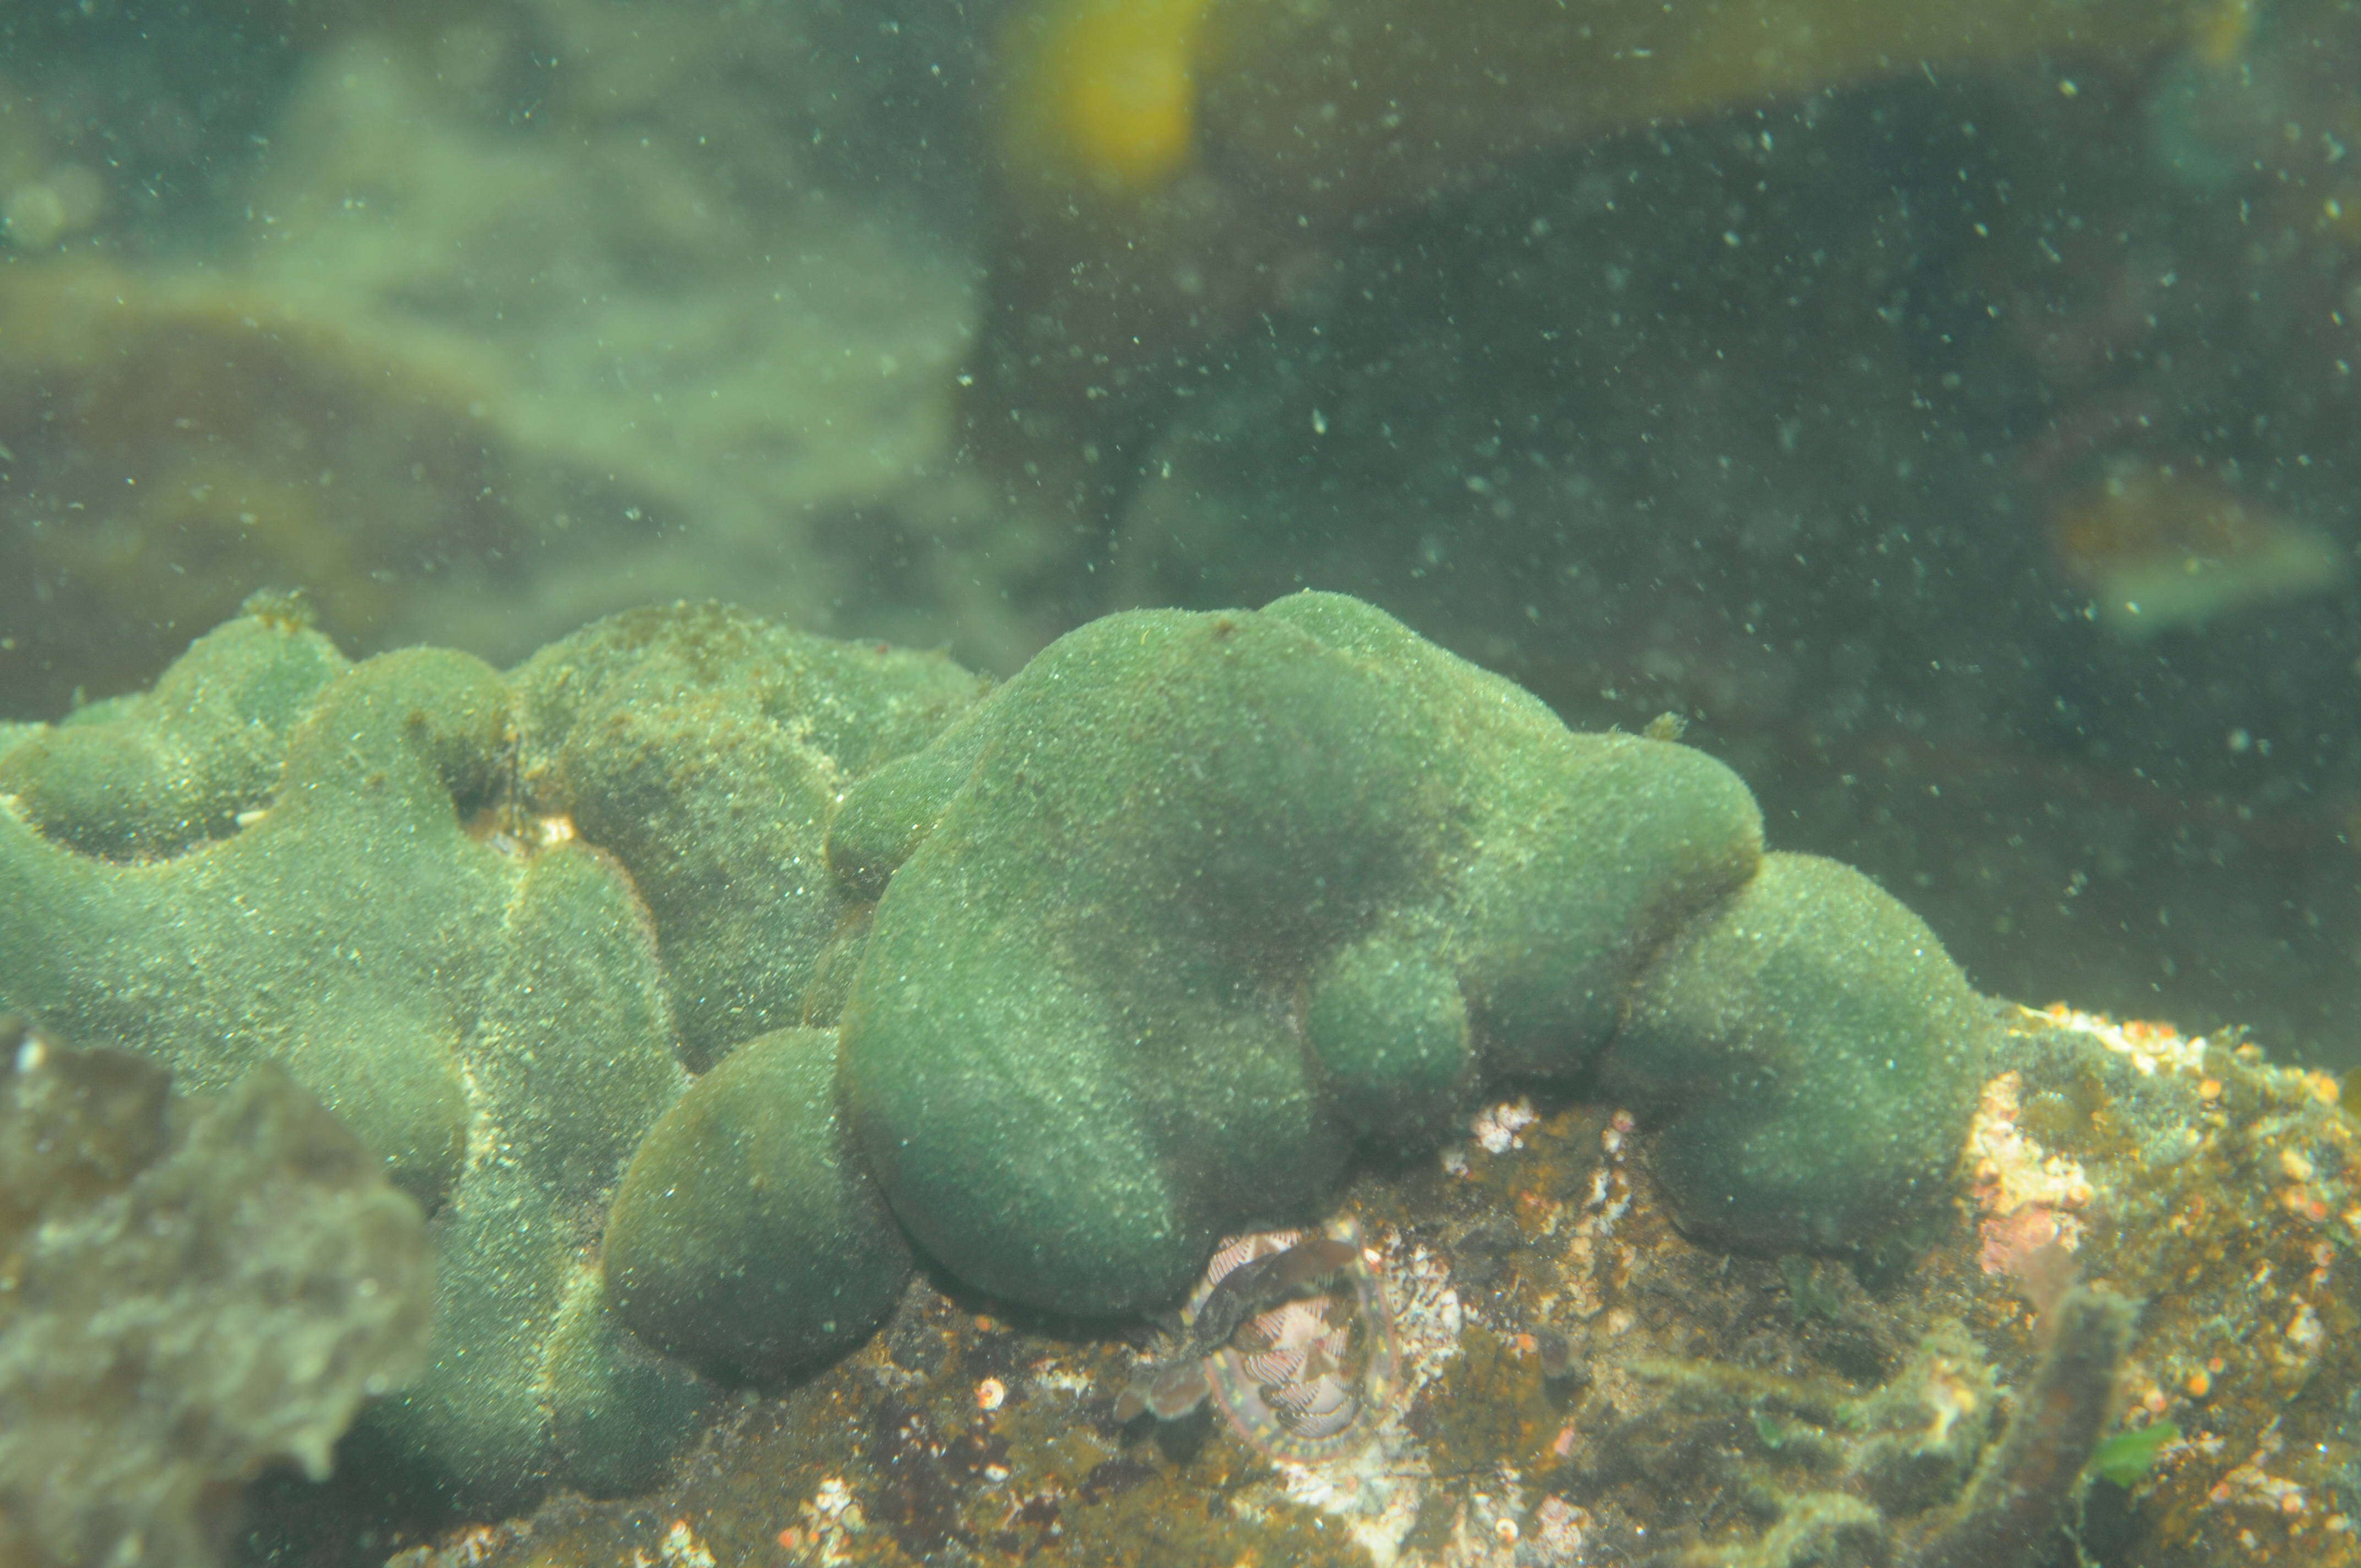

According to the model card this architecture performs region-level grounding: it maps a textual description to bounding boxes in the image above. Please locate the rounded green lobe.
[830,592,1948,1317]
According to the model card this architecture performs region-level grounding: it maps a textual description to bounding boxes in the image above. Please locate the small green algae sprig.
[2091,1418,2179,1487]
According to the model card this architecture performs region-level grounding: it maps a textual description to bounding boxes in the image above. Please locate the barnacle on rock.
[1112,1221,1402,1461]
[1195,1224,1403,1463]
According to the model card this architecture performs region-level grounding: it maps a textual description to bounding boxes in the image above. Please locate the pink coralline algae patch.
[1965,1068,2093,1305]
[1192,1223,1403,1463]
[1976,1205,2080,1314]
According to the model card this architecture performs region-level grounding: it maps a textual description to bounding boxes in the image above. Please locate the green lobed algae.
[509,602,988,1070]
[1606,851,1999,1253]
[0,623,692,1510]
[368,1006,2361,1568]
[829,591,1990,1320]
[0,599,980,1512]
[1,589,2003,1518]
[0,609,350,862]
[605,1027,916,1384]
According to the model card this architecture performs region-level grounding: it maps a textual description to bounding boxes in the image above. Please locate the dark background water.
[2,0,2356,1065]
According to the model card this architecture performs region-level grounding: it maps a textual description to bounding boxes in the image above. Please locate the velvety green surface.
[0,602,976,1510]
[1604,851,1999,1252]
[0,591,2001,1510]
[0,613,350,862]
[0,620,694,1510]
[510,603,987,1070]
[829,591,1916,1317]
[605,1027,915,1383]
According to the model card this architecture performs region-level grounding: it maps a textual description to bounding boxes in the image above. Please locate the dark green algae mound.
[0,601,983,1512]
[0,589,1996,1513]
[792,591,1996,1317]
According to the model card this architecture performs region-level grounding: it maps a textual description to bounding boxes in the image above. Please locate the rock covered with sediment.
[0,1022,431,1568]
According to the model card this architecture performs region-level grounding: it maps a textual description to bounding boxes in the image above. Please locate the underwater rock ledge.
[0,590,2274,1559]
